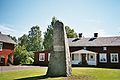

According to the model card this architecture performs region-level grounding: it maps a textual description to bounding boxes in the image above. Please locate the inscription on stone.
[53,46,64,51]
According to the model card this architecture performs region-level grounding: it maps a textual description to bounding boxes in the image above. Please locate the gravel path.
[0,66,47,72]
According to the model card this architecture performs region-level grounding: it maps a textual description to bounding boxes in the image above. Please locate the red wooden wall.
[0,42,14,65]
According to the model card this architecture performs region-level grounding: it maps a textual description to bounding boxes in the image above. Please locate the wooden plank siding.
[34,46,120,68]
[34,51,50,66]
[70,46,120,68]
[0,42,14,66]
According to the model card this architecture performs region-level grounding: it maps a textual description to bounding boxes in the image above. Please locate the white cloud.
[0,24,17,36]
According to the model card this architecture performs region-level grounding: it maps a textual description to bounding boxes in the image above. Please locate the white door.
[87,54,97,65]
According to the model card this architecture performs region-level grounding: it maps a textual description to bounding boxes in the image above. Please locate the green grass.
[0,67,120,80]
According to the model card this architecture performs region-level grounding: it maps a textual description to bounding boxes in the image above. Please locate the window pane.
[74,54,79,60]
[111,53,118,63]
[39,53,45,61]
[99,53,107,62]
[0,43,2,51]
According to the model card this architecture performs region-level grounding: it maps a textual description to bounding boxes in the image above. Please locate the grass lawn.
[0,67,120,80]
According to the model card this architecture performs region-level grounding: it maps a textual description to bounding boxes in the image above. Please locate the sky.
[0,0,120,38]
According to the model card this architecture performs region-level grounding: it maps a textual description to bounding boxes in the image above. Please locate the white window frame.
[39,53,45,61]
[0,42,3,51]
[110,53,119,63]
[48,53,50,61]
[103,47,107,51]
[89,54,95,61]
[99,53,107,62]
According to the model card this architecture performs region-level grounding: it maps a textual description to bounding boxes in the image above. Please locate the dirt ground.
[0,65,47,72]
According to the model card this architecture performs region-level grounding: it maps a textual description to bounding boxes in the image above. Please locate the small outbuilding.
[34,50,50,66]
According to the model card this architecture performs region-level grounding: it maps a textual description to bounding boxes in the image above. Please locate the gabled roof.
[68,36,120,47]
[0,33,16,44]
[71,49,97,54]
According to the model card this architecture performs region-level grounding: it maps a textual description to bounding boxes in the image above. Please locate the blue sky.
[0,0,120,38]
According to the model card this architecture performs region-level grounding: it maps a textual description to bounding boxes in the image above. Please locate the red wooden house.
[0,33,16,66]
[34,33,120,68]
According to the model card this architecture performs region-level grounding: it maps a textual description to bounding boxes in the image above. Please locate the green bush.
[14,45,34,65]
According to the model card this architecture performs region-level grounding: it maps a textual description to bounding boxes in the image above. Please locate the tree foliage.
[14,25,42,65]
[7,35,17,43]
[18,25,43,51]
[14,45,34,64]
[65,26,78,38]
[28,25,43,51]
[43,25,53,50]
[18,34,29,48]
[43,17,78,50]
[43,17,57,50]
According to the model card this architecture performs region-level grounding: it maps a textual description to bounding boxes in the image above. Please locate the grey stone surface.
[46,20,72,77]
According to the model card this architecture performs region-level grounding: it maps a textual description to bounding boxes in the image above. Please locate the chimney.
[94,33,98,38]
[78,33,82,38]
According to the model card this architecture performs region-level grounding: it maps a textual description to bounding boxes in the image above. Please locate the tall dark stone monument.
[46,20,72,77]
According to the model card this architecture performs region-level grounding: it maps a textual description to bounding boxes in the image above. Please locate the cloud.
[0,24,16,36]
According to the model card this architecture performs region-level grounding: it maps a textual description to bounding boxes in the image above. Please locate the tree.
[65,26,78,38]
[28,25,43,51]
[18,34,29,48]
[43,17,78,50]
[7,35,17,43]
[43,16,57,50]
[14,25,42,64]
[18,25,43,51]
[43,25,53,50]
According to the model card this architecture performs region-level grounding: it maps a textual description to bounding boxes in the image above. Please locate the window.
[0,57,1,62]
[89,54,95,61]
[0,42,3,51]
[90,55,93,59]
[103,47,107,51]
[0,56,4,63]
[48,53,50,61]
[83,47,86,50]
[110,53,119,63]
[99,53,107,62]
[39,53,45,61]
[74,54,79,60]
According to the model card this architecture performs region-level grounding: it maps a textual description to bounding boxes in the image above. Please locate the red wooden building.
[0,33,16,66]
[34,50,50,66]
[34,33,120,68]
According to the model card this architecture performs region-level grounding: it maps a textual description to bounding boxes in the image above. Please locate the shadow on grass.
[15,75,93,80]
[15,75,48,80]
[15,75,64,80]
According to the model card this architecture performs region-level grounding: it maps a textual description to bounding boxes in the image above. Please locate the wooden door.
[82,54,87,65]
